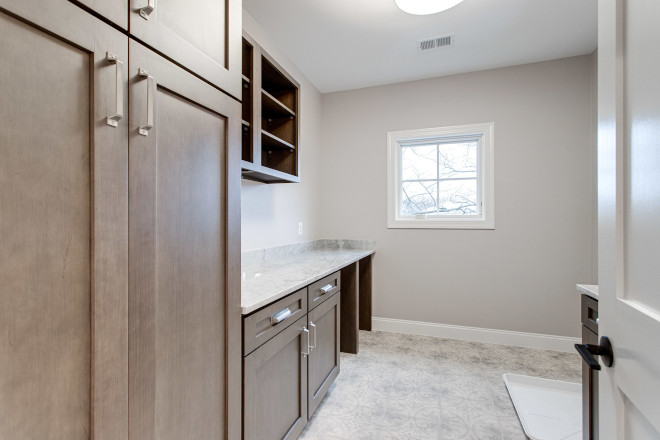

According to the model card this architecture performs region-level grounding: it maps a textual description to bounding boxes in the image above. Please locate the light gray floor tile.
[299,330,581,440]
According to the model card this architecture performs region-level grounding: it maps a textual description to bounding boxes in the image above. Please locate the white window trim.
[387,122,495,229]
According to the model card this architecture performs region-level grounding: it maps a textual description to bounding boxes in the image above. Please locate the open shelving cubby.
[241,33,300,183]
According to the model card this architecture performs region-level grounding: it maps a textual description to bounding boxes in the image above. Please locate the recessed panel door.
[0,2,129,439]
[307,292,340,418]
[598,0,660,437]
[128,40,241,440]
[129,0,241,99]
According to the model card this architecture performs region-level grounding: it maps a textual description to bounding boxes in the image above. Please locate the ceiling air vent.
[417,34,455,53]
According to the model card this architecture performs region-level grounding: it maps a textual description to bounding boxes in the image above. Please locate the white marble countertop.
[577,284,599,299]
[241,240,375,315]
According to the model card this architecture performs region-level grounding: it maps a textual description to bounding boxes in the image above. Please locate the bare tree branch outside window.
[400,141,479,216]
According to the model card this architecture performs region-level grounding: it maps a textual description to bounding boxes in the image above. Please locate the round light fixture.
[395,0,465,15]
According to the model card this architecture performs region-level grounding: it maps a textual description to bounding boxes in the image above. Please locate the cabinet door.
[129,0,241,99]
[128,40,241,440]
[0,2,128,439]
[71,0,128,30]
[244,316,308,440]
[307,292,341,418]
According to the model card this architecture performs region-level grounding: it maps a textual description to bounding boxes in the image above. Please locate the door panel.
[307,293,340,418]
[128,40,241,440]
[0,4,129,439]
[129,0,241,99]
[244,316,308,440]
[598,0,660,437]
[72,0,128,29]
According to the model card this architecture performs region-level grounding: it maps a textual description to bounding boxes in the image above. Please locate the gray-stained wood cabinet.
[67,0,241,99]
[0,0,242,438]
[244,317,309,440]
[127,40,242,440]
[243,273,342,439]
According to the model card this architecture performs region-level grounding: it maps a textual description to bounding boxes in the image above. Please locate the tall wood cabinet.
[0,0,241,438]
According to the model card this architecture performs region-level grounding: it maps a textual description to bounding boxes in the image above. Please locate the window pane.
[401,145,437,181]
[401,181,437,215]
[438,142,477,179]
[437,179,479,215]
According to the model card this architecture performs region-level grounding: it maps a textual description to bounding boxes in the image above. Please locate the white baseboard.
[371,317,580,353]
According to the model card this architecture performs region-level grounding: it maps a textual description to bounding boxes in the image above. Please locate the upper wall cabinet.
[71,0,242,99]
[241,32,300,183]
[129,0,242,99]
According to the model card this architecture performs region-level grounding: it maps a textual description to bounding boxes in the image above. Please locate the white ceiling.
[243,0,598,93]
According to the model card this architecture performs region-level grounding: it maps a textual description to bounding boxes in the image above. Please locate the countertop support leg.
[340,262,359,354]
[358,256,372,331]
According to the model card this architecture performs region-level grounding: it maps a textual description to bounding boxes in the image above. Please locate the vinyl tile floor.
[299,330,582,440]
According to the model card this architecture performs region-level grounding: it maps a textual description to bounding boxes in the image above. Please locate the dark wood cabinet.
[128,39,242,440]
[307,293,341,418]
[241,32,300,183]
[244,317,309,440]
[0,2,129,438]
[243,272,343,439]
[0,2,242,438]
[66,0,242,98]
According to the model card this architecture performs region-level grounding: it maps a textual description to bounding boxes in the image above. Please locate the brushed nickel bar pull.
[309,321,317,352]
[301,327,310,358]
[269,308,291,325]
[138,68,155,136]
[320,284,333,294]
[139,0,155,20]
[106,52,123,127]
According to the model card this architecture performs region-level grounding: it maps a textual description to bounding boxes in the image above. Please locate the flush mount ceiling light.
[395,0,465,15]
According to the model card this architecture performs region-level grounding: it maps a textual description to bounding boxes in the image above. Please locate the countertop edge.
[241,250,374,315]
[576,283,599,299]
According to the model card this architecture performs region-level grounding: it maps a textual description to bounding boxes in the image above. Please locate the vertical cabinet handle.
[106,52,123,127]
[309,321,317,352]
[301,327,310,358]
[139,0,155,20]
[138,68,155,136]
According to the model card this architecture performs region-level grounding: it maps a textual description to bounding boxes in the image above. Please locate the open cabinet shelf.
[241,33,300,183]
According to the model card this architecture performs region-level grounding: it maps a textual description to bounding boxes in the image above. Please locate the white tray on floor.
[503,373,582,440]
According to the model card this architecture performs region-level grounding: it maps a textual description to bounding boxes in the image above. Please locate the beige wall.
[320,55,597,337]
[241,12,323,250]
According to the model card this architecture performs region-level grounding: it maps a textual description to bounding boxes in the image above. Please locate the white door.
[598,0,660,438]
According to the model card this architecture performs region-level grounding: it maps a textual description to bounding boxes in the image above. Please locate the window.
[387,123,494,229]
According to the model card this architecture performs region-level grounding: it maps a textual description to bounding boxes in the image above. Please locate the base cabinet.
[243,276,342,440]
[244,317,309,440]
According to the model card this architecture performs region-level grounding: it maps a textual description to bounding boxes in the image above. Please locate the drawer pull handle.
[270,308,292,325]
[320,284,334,294]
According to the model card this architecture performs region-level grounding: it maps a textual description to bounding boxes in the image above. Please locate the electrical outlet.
[298,222,303,235]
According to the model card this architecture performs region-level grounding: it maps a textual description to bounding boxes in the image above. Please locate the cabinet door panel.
[0,4,128,440]
[244,317,308,440]
[128,40,241,440]
[72,0,128,30]
[308,293,340,418]
[129,0,241,99]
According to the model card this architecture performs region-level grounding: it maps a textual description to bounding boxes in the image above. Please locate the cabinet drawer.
[243,288,308,355]
[308,271,341,311]
[581,294,598,334]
